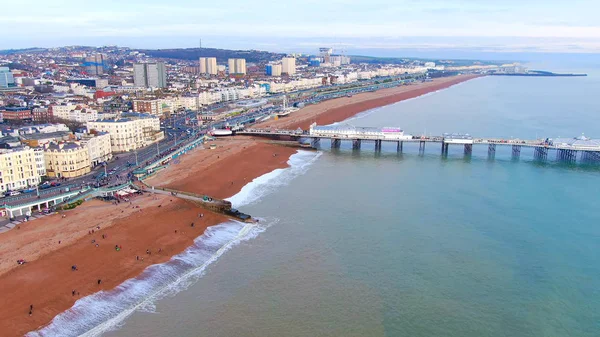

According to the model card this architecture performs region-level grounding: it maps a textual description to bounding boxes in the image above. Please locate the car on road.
[5,191,21,196]
[22,188,36,193]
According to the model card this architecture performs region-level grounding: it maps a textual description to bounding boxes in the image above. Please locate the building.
[20,131,73,147]
[50,103,77,120]
[319,48,333,64]
[68,108,100,123]
[44,142,91,178]
[87,114,164,153]
[84,53,105,76]
[2,107,32,122]
[133,99,162,116]
[0,67,15,88]
[0,146,43,193]
[79,132,112,166]
[18,124,70,135]
[281,57,296,75]
[228,58,246,75]
[133,62,167,88]
[266,64,282,76]
[34,147,46,177]
[32,107,53,122]
[309,58,321,67]
[199,57,218,75]
[66,78,109,88]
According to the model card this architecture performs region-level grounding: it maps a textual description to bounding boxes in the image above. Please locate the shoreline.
[0,74,481,337]
[256,74,481,130]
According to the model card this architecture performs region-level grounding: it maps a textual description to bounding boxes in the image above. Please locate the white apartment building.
[87,114,164,153]
[228,58,246,75]
[269,64,282,76]
[176,96,198,110]
[51,103,77,119]
[0,147,43,193]
[34,147,46,177]
[79,132,112,166]
[198,91,223,105]
[199,57,218,75]
[281,57,296,75]
[68,108,99,123]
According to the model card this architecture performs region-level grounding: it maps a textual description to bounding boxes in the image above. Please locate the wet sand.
[0,74,480,336]
[0,194,228,336]
[257,75,480,130]
[145,138,298,199]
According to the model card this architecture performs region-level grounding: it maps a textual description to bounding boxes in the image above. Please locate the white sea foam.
[26,221,264,337]
[26,150,320,337]
[226,150,322,208]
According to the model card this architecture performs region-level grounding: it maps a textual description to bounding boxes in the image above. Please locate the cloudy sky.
[3,0,599,55]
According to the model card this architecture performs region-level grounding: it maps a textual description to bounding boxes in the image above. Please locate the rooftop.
[553,135,600,148]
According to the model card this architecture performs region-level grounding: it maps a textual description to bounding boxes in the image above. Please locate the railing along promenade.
[238,127,600,163]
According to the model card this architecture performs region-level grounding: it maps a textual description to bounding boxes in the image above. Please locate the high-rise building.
[319,48,333,64]
[266,64,282,76]
[199,57,218,75]
[0,67,15,88]
[281,57,296,75]
[84,53,105,75]
[228,58,246,75]
[133,62,167,88]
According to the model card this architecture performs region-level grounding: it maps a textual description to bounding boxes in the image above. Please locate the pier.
[238,123,600,163]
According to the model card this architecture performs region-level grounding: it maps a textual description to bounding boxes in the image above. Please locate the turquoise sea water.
[34,69,600,337]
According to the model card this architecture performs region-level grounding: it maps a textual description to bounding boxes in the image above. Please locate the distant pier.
[238,124,600,164]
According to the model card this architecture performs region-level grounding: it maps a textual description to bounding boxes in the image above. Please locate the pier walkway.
[238,123,600,163]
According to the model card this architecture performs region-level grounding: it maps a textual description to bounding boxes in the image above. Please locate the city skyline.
[2,0,600,54]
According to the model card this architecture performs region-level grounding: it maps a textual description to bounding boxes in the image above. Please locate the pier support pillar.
[488,144,496,157]
[582,151,600,163]
[375,140,382,151]
[352,139,361,150]
[311,138,320,148]
[441,143,449,155]
[419,141,425,153]
[512,145,521,158]
[557,149,578,163]
[534,147,548,160]
[464,144,473,155]
[331,139,341,149]
[397,141,403,153]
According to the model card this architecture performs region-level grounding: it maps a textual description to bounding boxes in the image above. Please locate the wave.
[27,149,321,337]
[26,221,264,337]
[226,150,322,208]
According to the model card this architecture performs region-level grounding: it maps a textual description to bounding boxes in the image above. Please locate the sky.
[3,0,600,57]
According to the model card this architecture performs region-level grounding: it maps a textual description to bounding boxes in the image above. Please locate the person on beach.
[191,222,194,227]
[72,290,76,296]
[97,279,102,285]
[71,265,78,271]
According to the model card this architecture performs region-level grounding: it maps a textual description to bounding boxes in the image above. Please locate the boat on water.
[211,129,233,136]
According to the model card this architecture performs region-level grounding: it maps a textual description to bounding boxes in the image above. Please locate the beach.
[257,74,480,130]
[144,137,298,200]
[0,74,479,337]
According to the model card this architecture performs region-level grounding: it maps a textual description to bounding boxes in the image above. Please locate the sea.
[29,63,600,337]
